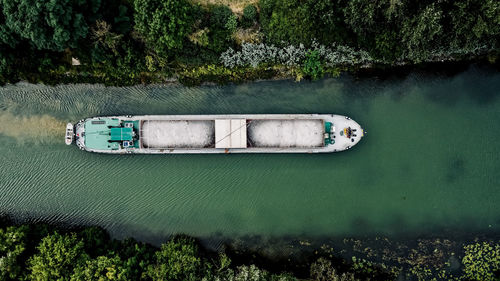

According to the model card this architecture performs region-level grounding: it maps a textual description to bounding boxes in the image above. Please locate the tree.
[209,5,234,30]
[343,0,405,61]
[449,0,500,51]
[401,3,443,62]
[206,5,236,53]
[0,0,100,51]
[147,237,201,281]
[117,239,155,280]
[133,0,194,57]
[0,226,29,280]
[28,232,89,281]
[71,255,127,281]
[242,5,258,28]
[0,12,18,48]
[260,0,347,46]
[259,0,316,45]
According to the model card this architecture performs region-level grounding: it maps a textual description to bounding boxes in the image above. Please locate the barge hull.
[74,114,364,154]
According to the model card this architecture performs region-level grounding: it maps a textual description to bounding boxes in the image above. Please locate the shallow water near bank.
[0,65,499,246]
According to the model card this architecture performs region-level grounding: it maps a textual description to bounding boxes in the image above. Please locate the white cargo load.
[248,119,323,148]
[141,120,214,148]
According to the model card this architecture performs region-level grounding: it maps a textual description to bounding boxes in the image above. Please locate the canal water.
[0,65,499,245]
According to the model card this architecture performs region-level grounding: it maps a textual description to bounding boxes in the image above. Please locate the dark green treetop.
[133,0,194,57]
[28,232,89,281]
[0,0,100,51]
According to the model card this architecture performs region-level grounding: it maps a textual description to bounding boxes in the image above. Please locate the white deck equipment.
[215,119,247,148]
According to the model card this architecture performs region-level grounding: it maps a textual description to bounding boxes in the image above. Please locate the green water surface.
[0,66,499,243]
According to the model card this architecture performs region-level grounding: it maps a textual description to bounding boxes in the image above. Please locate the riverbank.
[2,56,498,88]
[0,0,498,86]
[1,217,500,281]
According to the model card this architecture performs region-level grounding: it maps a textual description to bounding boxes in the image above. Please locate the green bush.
[242,5,258,28]
[133,0,195,56]
[225,14,238,33]
[205,5,236,52]
[260,0,348,45]
[259,0,314,44]
[210,5,234,30]
[302,50,323,80]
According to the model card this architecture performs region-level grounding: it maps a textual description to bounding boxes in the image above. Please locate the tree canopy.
[71,255,127,281]
[28,232,88,281]
[449,0,500,51]
[147,237,201,281]
[401,3,443,62]
[0,0,100,51]
[0,0,498,85]
[0,12,18,48]
[133,0,194,57]
[259,0,347,45]
[0,226,29,280]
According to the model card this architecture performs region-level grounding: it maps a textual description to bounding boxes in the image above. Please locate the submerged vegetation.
[1,220,500,281]
[0,0,498,85]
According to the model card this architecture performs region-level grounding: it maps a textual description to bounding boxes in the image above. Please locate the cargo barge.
[67,114,364,154]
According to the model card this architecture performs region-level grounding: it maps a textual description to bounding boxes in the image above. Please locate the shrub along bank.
[0,0,498,86]
[1,219,500,281]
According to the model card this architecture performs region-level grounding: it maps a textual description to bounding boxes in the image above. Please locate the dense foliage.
[220,43,372,69]
[2,222,500,281]
[0,0,498,85]
[259,0,348,46]
[133,0,194,56]
[28,232,89,280]
[0,226,28,280]
[242,5,258,29]
[302,51,323,80]
[0,223,308,281]
[261,0,499,63]
[0,0,99,51]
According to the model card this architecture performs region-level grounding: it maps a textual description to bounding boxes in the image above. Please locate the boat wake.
[0,111,66,144]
